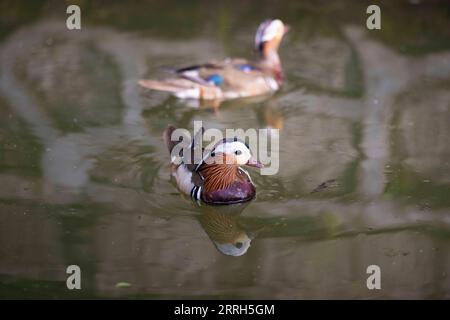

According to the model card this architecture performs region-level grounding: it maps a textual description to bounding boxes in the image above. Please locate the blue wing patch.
[205,74,224,86]
[235,64,255,72]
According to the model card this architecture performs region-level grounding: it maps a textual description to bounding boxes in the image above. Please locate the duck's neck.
[200,163,242,193]
[259,49,283,84]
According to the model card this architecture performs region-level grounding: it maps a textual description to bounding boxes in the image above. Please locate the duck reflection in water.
[197,202,264,257]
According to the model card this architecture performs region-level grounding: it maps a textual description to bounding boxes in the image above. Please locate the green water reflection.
[0,0,449,299]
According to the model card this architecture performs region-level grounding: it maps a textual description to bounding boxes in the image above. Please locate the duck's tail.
[163,124,205,166]
[163,125,180,154]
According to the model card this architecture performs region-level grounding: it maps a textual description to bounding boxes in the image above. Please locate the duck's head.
[255,19,289,56]
[206,138,263,168]
[215,234,251,256]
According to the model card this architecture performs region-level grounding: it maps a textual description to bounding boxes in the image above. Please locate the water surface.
[0,0,450,299]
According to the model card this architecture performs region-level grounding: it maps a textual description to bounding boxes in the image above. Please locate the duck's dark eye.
[235,150,242,155]
[211,151,215,157]
[235,242,243,249]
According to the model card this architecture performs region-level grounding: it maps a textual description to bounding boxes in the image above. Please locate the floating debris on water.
[115,282,132,288]
[310,179,339,194]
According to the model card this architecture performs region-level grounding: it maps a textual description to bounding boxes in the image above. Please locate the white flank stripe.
[175,88,200,99]
[196,186,202,200]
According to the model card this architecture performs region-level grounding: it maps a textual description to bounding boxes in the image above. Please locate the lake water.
[0,0,449,299]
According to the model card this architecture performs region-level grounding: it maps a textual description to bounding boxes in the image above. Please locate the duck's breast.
[202,180,256,205]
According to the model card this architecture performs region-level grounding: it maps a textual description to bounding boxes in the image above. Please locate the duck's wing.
[177,144,205,200]
[172,162,204,199]
[164,125,205,198]
[174,62,222,74]
[138,58,269,100]
[173,58,255,72]
[223,58,261,72]
[171,63,222,86]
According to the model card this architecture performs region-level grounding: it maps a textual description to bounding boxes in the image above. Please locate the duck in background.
[139,19,289,104]
[163,125,264,205]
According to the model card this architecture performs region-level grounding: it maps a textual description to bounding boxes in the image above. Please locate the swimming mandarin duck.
[139,19,289,102]
[163,125,264,205]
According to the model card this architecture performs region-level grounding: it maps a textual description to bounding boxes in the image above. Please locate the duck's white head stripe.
[212,141,249,155]
[255,19,283,49]
[193,138,229,172]
[255,20,272,49]
[194,139,252,171]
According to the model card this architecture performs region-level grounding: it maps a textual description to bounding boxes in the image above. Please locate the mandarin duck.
[163,125,263,205]
[139,19,289,102]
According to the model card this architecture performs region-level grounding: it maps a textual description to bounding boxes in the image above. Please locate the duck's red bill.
[246,157,264,168]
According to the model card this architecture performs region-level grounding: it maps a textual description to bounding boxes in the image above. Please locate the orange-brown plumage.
[199,153,245,193]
